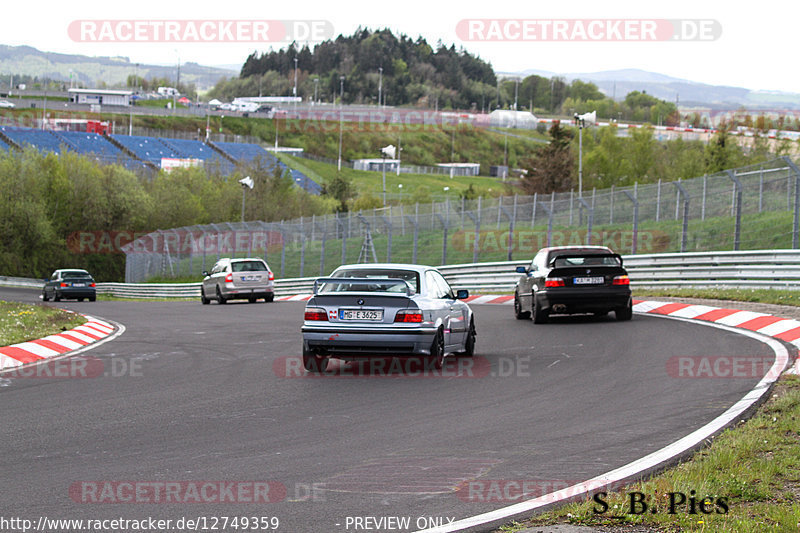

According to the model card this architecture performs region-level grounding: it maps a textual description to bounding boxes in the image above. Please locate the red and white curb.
[0,316,119,372]
[634,299,800,375]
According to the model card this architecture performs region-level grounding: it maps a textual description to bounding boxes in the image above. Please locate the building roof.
[68,88,133,96]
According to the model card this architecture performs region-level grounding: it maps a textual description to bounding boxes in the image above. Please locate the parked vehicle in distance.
[0,100,16,108]
[201,258,274,304]
[42,269,96,302]
[514,245,632,323]
[301,263,476,372]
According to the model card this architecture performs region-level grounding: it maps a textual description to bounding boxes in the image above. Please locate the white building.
[353,158,400,172]
[68,88,133,107]
[436,162,481,177]
[489,110,538,129]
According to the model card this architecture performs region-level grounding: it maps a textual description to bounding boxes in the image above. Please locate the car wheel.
[265,294,274,303]
[532,293,549,324]
[462,319,476,357]
[429,329,445,370]
[514,292,530,319]
[216,286,227,305]
[42,291,49,302]
[78,298,84,302]
[89,296,96,302]
[53,292,61,302]
[616,300,633,321]
[200,287,210,305]
[248,296,257,303]
[303,344,328,373]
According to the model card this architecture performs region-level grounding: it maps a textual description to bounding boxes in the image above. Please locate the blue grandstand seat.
[54,131,128,165]
[158,138,234,173]
[110,135,185,166]
[0,127,65,153]
[214,141,277,163]
[0,137,8,151]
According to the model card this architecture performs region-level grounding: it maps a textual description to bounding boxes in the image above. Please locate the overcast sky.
[4,0,797,93]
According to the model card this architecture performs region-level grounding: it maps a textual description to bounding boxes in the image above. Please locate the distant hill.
[501,67,800,110]
[0,44,236,91]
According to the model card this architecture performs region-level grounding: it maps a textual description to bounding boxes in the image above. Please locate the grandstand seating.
[158,138,235,173]
[110,135,185,166]
[0,126,320,195]
[1,127,65,153]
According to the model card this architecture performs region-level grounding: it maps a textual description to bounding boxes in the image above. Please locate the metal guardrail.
[4,250,800,297]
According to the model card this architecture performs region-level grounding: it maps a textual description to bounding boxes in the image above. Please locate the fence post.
[538,202,553,247]
[319,221,327,276]
[299,234,306,277]
[435,213,448,265]
[531,192,538,228]
[702,175,707,221]
[336,215,347,266]
[569,189,574,225]
[759,164,764,212]
[380,215,392,262]
[725,170,742,250]
[405,215,419,263]
[783,157,800,248]
[675,182,691,253]
[499,204,515,261]
[656,179,662,222]
[609,185,615,224]
[623,191,639,254]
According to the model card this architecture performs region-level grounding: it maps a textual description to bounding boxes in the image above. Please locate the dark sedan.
[513,245,632,323]
[42,269,97,302]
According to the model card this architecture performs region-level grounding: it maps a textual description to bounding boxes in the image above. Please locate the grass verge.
[0,301,86,346]
[499,375,800,532]
[634,288,800,307]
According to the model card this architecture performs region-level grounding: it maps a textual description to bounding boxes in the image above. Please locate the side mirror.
[202,271,209,277]
[515,266,528,274]
[456,289,469,300]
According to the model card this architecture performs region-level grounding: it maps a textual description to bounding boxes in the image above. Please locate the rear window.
[231,261,268,272]
[61,270,92,278]
[324,269,420,293]
[551,255,621,267]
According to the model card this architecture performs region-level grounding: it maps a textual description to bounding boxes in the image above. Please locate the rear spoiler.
[548,253,623,268]
[312,277,415,296]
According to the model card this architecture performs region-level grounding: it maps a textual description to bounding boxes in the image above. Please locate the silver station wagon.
[301,263,476,372]
[201,257,275,304]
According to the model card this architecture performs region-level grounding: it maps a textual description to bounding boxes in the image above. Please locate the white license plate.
[573,276,604,285]
[73,283,85,287]
[339,309,383,321]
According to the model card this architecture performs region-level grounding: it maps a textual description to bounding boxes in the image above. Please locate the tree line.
[0,150,334,281]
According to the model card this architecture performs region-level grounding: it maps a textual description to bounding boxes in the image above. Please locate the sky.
[3,0,798,93]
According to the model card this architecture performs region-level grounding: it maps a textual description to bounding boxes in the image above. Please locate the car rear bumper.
[536,287,631,314]
[302,325,438,357]
[54,288,96,299]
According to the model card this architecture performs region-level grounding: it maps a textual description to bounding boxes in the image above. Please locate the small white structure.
[68,88,132,107]
[157,87,180,97]
[436,162,481,177]
[353,158,400,172]
[489,110,538,129]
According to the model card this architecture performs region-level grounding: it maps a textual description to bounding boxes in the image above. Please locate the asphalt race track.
[0,286,782,532]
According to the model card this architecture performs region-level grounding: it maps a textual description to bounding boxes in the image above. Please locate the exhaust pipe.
[552,304,567,313]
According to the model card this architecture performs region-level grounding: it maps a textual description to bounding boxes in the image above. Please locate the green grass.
[0,301,86,346]
[634,288,800,307]
[501,376,800,532]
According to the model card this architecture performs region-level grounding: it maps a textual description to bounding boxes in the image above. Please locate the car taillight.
[613,275,630,285]
[304,307,328,321]
[268,271,274,281]
[89,282,96,287]
[225,273,233,283]
[394,309,423,323]
[545,277,565,288]
[60,282,68,287]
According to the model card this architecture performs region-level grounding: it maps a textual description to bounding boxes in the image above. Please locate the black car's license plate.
[573,276,604,285]
[339,309,383,321]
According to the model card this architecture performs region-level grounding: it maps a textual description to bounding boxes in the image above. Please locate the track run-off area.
[0,286,794,533]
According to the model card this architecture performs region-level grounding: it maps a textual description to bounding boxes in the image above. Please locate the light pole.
[575,113,584,198]
[337,75,345,171]
[514,77,519,110]
[313,78,319,104]
[239,176,254,222]
[293,57,298,97]
[378,67,383,107]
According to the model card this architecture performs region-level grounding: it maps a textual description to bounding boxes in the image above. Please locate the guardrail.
[4,250,800,298]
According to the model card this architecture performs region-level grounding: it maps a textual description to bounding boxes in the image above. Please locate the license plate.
[242,275,258,281]
[73,283,85,287]
[339,309,383,321]
[573,276,604,285]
